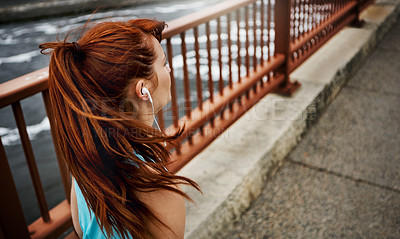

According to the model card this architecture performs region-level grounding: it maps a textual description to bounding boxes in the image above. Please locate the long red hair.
[40,19,199,238]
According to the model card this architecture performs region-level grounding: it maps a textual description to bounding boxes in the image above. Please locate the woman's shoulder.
[137,184,185,239]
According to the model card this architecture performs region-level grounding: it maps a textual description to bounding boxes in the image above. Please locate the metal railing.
[0,0,374,238]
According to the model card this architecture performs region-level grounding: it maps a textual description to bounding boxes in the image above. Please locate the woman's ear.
[135,79,150,101]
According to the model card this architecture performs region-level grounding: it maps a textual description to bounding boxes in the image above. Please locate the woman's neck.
[140,113,155,127]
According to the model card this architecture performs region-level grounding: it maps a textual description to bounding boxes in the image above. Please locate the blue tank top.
[74,153,147,238]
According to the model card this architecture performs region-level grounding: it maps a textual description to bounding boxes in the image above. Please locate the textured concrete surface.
[226,14,400,239]
[228,162,400,238]
[290,87,400,189]
[179,1,400,239]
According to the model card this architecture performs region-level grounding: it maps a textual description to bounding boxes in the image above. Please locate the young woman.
[40,19,199,239]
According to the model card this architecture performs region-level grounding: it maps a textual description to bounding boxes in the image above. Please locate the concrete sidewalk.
[227,11,400,239]
[178,1,400,238]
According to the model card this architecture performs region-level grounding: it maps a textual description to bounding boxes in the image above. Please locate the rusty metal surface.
[162,0,255,39]
[168,70,286,173]
[11,101,50,222]
[28,200,73,239]
[0,67,48,109]
[0,138,30,239]
[164,54,285,153]
[289,1,358,72]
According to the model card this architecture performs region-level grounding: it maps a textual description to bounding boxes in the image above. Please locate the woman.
[39,19,199,239]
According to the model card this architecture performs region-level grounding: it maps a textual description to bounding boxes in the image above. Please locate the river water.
[0,0,272,224]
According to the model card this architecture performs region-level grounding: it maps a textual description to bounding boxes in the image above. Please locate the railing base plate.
[351,18,366,28]
[272,80,301,96]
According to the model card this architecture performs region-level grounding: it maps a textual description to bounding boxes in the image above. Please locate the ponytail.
[40,19,200,239]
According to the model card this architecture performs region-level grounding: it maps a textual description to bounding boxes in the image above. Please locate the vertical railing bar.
[334,0,337,14]
[296,0,300,40]
[315,0,321,27]
[227,13,233,89]
[180,32,192,120]
[319,0,324,25]
[294,0,300,62]
[300,0,305,57]
[227,12,234,113]
[260,0,264,65]
[42,89,71,203]
[335,0,338,17]
[236,9,242,83]
[306,0,311,50]
[244,5,250,99]
[306,0,309,34]
[320,0,323,26]
[299,0,303,37]
[292,0,296,41]
[193,26,203,112]
[245,6,250,77]
[306,0,310,33]
[0,137,30,239]
[290,0,294,43]
[252,2,258,69]
[317,0,321,27]
[205,21,214,103]
[309,0,314,32]
[305,0,309,34]
[310,0,314,32]
[328,0,332,19]
[268,0,272,59]
[330,1,336,16]
[11,101,50,222]
[302,0,306,36]
[193,26,204,136]
[318,0,321,26]
[334,0,339,12]
[166,38,179,128]
[217,17,224,96]
[252,2,258,94]
[236,8,242,104]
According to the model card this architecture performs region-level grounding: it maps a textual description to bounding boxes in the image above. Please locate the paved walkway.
[226,19,400,238]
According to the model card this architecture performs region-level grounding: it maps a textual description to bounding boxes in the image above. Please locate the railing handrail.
[0,68,48,109]
[0,0,257,110]
[163,0,254,38]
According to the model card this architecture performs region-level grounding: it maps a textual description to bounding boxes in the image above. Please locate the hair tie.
[71,41,84,62]
[72,42,81,53]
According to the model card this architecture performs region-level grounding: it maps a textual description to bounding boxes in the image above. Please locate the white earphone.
[141,86,166,146]
[141,87,152,103]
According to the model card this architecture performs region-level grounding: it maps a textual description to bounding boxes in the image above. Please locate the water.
[0,0,235,225]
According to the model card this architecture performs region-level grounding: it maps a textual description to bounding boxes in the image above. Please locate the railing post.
[274,0,300,95]
[0,138,30,238]
[352,0,366,27]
